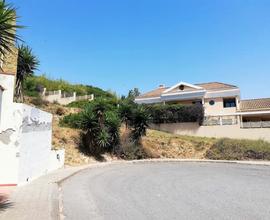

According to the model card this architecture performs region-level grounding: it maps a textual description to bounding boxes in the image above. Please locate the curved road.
[62,162,270,220]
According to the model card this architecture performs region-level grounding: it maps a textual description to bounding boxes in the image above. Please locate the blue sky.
[12,0,270,99]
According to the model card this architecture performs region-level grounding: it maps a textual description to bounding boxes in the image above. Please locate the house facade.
[135,82,270,129]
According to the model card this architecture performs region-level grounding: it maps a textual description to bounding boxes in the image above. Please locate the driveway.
[62,162,270,220]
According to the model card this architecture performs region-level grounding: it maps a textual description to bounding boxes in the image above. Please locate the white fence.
[42,88,94,105]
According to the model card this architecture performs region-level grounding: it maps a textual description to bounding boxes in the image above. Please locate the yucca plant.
[15,45,39,101]
[78,100,121,155]
[0,1,22,59]
[129,105,150,144]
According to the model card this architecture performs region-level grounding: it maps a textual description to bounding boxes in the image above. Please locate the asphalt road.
[62,162,270,220]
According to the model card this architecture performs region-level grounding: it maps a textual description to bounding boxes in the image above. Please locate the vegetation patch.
[206,138,270,160]
[147,104,204,125]
[23,75,114,98]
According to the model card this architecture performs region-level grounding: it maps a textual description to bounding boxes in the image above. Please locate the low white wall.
[0,103,65,185]
[48,149,65,172]
[16,104,52,184]
[150,123,270,142]
[0,148,19,185]
[58,96,76,105]
[44,93,60,103]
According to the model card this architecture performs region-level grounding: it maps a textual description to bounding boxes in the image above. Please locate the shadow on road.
[0,194,13,212]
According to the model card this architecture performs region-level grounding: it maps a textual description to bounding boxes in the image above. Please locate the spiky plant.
[129,105,150,144]
[0,1,22,59]
[15,45,39,101]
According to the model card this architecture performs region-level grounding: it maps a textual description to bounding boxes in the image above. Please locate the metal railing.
[203,116,238,126]
[241,121,270,128]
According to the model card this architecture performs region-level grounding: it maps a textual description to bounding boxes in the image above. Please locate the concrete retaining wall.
[150,123,270,142]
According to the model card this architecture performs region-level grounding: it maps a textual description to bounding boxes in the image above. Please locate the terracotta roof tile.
[195,82,238,91]
[240,98,270,111]
[137,82,238,99]
[137,87,168,99]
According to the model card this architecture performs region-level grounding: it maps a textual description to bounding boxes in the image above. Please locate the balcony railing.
[241,121,270,128]
[203,116,238,126]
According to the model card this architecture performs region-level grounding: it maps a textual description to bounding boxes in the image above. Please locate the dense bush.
[206,138,270,160]
[60,99,121,155]
[67,96,119,109]
[61,98,151,157]
[148,104,204,125]
[23,75,114,98]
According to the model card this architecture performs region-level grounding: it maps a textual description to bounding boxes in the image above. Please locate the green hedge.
[147,104,204,125]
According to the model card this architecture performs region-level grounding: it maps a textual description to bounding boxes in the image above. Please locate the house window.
[209,100,215,106]
[223,98,236,108]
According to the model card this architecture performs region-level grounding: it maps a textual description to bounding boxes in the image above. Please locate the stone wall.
[1,46,18,75]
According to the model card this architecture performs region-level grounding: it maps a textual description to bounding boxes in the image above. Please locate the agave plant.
[15,45,39,101]
[0,1,22,59]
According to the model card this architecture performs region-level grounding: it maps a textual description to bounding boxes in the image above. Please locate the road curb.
[57,159,270,185]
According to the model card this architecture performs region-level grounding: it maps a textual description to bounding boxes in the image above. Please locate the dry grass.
[142,130,216,159]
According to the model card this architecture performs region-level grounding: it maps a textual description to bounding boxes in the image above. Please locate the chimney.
[159,84,165,88]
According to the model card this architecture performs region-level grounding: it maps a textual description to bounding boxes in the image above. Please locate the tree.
[127,88,140,101]
[15,45,39,101]
[0,1,22,59]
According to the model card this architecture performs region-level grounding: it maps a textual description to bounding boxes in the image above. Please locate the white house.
[135,82,270,141]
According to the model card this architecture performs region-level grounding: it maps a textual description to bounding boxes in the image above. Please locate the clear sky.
[12,0,270,99]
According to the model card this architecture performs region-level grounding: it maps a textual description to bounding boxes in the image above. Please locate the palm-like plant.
[0,1,22,59]
[129,105,150,144]
[15,45,39,101]
[79,100,121,155]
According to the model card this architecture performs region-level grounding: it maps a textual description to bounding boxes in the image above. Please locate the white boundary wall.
[150,123,270,142]
[0,88,65,185]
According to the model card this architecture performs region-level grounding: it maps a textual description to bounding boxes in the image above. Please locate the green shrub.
[23,75,114,98]
[66,100,91,108]
[59,113,82,128]
[148,104,204,125]
[206,138,270,160]
[60,98,121,155]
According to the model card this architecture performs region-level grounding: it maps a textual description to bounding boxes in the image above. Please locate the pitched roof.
[136,82,238,99]
[195,82,238,91]
[240,98,270,111]
[136,87,168,99]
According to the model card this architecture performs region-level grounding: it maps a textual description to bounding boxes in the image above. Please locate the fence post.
[58,90,62,99]
[42,88,46,96]
[73,92,76,101]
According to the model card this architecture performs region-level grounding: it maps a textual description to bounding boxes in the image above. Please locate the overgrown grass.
[23,74,114,98]
[206,138,270,160]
